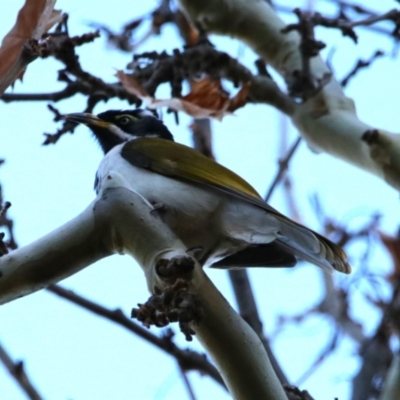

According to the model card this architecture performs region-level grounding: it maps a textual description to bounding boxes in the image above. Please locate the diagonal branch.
[265,136,302,202]
[0,342,44,400]
[178,363,198,400]
[274,2,400,38]
[1,81,92,103]
[340,50,384,87]
[227,269,289,385]
[47,284,225,388]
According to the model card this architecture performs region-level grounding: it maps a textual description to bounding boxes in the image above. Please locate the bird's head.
[65,109,174,153]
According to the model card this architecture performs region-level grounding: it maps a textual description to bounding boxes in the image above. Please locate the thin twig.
[178,363,197,400]
[295,330,339,385]
[265,137,302,202]
[127,43,295,115]
[282,10,330,100]
[274,3,398,38]
[341,50,384,87]
[1,81,91,103]
[0,342,44,400]
[349,9,400,29]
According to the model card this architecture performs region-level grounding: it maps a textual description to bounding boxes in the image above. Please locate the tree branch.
[128,43,295,115]
[177,0,400,191]
[1,81,91,103]
[265,136,302,202]
[340,50,384,87]
[178,363,197,400]
[185,266,288,399]
[228,269,289,385]
[0,342,43,400]
[273,3,400,38]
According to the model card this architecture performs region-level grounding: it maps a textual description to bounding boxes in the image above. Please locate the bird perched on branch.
[65,109,351,274]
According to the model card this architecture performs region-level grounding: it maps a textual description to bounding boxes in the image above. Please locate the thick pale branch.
[0,199,106,304]
[228,269,289,385]
[193,268,288,400]
[177,0,400,190]
[146,263,289,400]
[0,180,286,399]
[0,186,187,304]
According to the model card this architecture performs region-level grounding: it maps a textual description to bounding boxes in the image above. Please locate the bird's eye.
[119,116,131,125]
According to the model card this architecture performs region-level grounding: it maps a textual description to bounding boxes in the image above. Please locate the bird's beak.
[64,113,111,129]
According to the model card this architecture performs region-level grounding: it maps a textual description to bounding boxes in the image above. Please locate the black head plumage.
[97,109,174,143]
[65,108,174,154]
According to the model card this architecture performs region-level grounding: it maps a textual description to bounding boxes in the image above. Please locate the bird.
[65,109,351,274]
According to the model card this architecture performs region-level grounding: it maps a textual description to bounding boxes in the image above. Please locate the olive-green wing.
[121,137,274,211]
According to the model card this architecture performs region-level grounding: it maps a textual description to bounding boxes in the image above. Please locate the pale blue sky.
[0,1,399,399]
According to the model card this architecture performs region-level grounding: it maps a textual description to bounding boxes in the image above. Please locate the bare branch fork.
[0,178,288,399]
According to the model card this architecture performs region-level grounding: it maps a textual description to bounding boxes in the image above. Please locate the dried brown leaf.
[0,0,62,90]
[226,82,251,112]
[42,9,62,37]
[116,70,151,99]
[184,79,230,113]
[117,72,250,120]
[32,0,62,39]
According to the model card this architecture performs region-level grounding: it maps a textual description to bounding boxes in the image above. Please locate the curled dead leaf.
[0,0,62,93]
[116,70,151,100]
[116,71,250,120]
